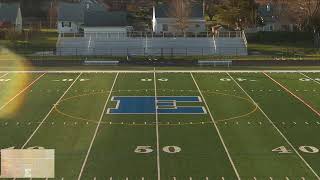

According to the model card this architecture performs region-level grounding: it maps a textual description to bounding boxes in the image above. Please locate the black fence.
[1,59,320,67]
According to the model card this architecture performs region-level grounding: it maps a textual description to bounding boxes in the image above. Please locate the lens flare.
[0,46,32,118]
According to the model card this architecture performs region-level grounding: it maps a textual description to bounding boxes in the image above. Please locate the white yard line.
[0,73,45,112]
[21,73,82,148]
[227,72,320,179]
[0,70,320,74]
[0,73,9,78]
[264,72,320,118]
[154,69,161,180]
[77,72,119,180]
[299,72,320,85]
[190,72,240,180]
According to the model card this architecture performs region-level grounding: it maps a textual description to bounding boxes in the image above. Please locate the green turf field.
[0,70,320,180]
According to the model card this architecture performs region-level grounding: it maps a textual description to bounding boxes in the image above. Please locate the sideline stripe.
[21,73,82,148]
[0,73,45,112]
[154,69,161,180]
[227,72,320,179]
[300,72,320,86]
[0,70,320,74]
[264,72,320,117]
[190,72,240,179]
[77,72,119,180]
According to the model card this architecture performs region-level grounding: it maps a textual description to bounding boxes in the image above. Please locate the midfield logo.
[107,96,207,114]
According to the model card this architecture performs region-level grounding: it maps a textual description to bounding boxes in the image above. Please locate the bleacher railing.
[59,31,245,39]
[242,30,248,48]
[54,47,248,56]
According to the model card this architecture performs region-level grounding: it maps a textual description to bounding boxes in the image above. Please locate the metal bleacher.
[56,31,248,56]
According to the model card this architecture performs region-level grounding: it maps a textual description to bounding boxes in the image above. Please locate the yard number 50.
[135,145,181,154]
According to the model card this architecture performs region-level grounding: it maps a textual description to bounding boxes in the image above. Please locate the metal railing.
[215,31,244,38]
[59,31,245,39]
[54,47,248,56]
[242,30,248,48]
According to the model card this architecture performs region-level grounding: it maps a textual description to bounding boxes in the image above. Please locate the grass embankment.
[247,32,320,57]
[0,29,58,54]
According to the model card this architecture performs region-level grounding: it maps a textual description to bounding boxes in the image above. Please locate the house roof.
[84,11,127,27]
[155,2,204,18]
[58,0,106,22]
[58,0,127,27]
[58,2,84,22]
[0,3,20,23]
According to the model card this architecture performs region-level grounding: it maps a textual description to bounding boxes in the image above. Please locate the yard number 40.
[135,145,181,154]
[272,146,319,154]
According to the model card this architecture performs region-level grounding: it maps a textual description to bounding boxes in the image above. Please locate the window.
[267,4,271,12]
[162,24,168,31]
[62,22,71,28]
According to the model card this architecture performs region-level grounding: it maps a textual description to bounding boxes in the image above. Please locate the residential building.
[58,0,128,38]
[83,10,128,38]
[57,2,84,33]
[256,1,295,32]
[152,2,206,33]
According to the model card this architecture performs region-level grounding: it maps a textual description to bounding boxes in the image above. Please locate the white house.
[58,1,128,38]
[0,3,22,32]
[57,2,84,33]
[152,2,206,33]
[254,2,295,32]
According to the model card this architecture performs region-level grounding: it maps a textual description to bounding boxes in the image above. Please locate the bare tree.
[169,0,191,34]
[279,0,320,31]
[47,0,58,29]
[206,0,218,21]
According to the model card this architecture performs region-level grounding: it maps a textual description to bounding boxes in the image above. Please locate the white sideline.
[153,69,161,180]
[77,72,119,180]
[190,73,241,179]
[0,73,45,112]
[21,73,82,149]
[0,70,320,74]
[227,72,320,180]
